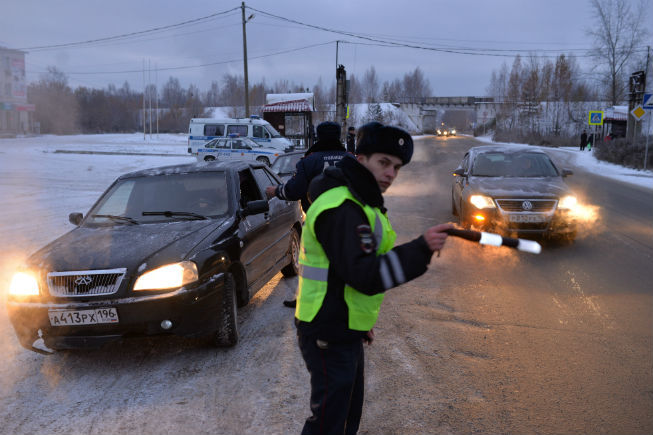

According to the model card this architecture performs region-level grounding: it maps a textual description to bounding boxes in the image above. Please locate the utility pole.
[142,59,146,140]
[336,64,347,142]
[241,2,250,117]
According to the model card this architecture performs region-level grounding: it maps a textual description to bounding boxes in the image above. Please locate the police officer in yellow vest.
[295,122,453,434]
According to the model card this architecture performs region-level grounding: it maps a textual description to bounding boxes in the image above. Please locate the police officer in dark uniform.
[266,121,348,213]
[295,122,453,435]
[346,126,356,153]
[266,121,348,307]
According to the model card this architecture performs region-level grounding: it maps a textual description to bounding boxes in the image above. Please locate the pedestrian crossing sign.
[588,111,604,125]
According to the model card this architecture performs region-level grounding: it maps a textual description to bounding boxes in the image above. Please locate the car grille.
[47,268,127,297]
[496,199,557,212]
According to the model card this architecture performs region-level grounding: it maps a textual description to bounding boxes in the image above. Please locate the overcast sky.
[1,0,650,97]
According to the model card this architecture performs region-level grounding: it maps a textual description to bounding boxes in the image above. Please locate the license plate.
[509,214,548,223]
[48,308,119,326]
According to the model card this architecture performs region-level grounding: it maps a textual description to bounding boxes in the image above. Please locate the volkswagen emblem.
[521,200,533,211]
[74,276,93,286]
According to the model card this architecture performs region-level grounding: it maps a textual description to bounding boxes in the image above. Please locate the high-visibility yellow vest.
[295,185,396,331]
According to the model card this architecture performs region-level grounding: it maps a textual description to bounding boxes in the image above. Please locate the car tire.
[459,203,471,229]
[211,272,239,347]
[281,227,300,277]
[204,156,216,162]
[256,156,270,166]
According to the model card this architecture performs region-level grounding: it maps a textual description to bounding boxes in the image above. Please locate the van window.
[204,124,225,137]
[227,125,248,137]
[253,125,270,139]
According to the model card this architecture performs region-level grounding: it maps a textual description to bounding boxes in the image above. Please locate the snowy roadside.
[473,135,653,190]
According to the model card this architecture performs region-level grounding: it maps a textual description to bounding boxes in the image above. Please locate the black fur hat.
[316,121,341,142]
[355,122,413,165]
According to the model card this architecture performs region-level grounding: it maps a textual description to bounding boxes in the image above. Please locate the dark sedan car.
[7,160,303,353]
[452,145,577,239]
[270,150,304,181]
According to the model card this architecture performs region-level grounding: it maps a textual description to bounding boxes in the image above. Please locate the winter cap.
[316,121,341,142]
[355,122,413,165]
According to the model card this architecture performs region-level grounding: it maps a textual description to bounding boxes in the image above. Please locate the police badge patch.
[356,224,376,254]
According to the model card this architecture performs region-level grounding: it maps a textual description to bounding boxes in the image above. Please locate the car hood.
[469,176,571,198]
[28,218,232,273]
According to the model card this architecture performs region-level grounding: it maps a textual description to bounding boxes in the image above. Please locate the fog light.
[160,320,173,330]
[474,214,486,222]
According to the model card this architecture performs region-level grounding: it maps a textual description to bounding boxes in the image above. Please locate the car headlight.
[469,194,496,209]
[558,195,577,210]
[133,261,199,291]
[9,271,40,297]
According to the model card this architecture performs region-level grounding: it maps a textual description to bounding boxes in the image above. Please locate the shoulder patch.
[356,224,376,254]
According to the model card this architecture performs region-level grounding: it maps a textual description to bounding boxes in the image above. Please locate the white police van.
[196,136,282,166]
[188,116,293,155]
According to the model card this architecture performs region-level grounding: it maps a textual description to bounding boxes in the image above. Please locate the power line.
[17,6,240,51]
[246,6,649,59]
[32,41,336,76]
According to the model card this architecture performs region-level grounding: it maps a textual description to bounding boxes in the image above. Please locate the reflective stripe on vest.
[296,185,396,331]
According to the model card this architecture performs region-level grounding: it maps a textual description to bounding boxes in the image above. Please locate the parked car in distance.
[451,145,577,240]
[270,150,304,181]
[7,160,303,353]
[196,136,282,166]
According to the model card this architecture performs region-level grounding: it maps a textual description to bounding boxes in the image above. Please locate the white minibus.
[188,116,293,155]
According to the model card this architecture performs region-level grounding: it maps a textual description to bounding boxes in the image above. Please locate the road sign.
[588,111,604,125]
[643,93,653,110]
[631,105,646,121]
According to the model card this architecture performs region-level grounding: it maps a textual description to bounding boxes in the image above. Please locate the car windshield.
[471,152,559,177]
[86,171,230,224]
[265,125,283,138]
[271,153,302,175]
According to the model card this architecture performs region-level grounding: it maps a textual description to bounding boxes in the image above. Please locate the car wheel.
[281,227,300,277]
[256,156,270,166]
[211,272,238,347]
[204,156,216,162]
[459,203,471,229]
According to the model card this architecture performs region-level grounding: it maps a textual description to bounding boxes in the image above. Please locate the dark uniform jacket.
[296,155,434,342]
[274,138,347,212]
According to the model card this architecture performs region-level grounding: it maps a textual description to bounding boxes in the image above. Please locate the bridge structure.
[397,96,498,133]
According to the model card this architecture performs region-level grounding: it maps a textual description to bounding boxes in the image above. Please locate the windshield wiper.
[91,214,139,225]
[142,211,208,220]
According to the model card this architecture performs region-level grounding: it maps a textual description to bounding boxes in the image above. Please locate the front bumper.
[468,208,576,237]
[7,273,225,351]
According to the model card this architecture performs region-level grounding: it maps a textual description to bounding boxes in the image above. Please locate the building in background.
[0,47,35,136]
[263,93,314,149]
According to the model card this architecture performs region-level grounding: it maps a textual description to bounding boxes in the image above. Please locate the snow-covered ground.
[474,135,653,190]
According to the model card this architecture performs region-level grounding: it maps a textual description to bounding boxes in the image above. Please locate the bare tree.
[588,0,649,105]
[402,67,431,101]
[27,66,78,134]
[381,78,403,102]
[360,66,380,103]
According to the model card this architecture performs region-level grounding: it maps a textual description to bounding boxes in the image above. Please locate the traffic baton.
[445,228,541,254]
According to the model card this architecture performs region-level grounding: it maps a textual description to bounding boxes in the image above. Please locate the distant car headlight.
[133,261,199,291]
[9,271,40,297]
[469,194,496,209]
[451,129,456,134]
[558,195,577,210]
[436,130,442,134]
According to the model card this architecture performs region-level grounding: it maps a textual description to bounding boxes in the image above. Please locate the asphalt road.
[374,134,653,434]
[0,135,651,434]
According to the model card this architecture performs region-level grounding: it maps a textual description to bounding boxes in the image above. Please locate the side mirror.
[562,169,573,177]
[69,212,83,226]
[453,168,466,177]
[242,200,269,217]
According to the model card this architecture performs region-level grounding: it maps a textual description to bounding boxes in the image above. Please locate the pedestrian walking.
[295,121,453,434]
[580,130,587,151]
